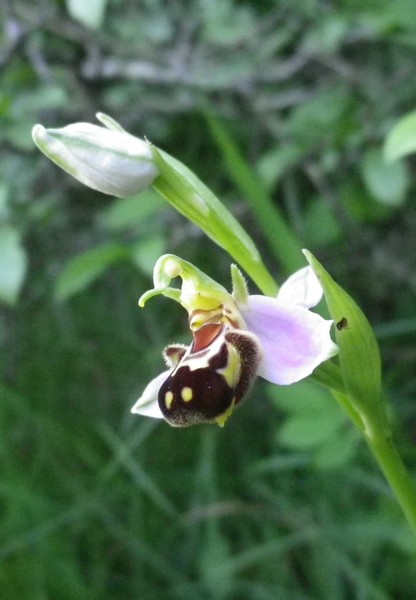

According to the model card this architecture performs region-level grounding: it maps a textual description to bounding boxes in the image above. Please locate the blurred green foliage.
[1,0,416,597]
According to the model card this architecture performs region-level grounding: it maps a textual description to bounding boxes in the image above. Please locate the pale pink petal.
[240,295,338,385]
[131,370,170,418]
[277,266,323,308]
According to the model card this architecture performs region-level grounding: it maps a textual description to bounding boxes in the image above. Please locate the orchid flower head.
[132,256,338,427]
[32,113,160,197]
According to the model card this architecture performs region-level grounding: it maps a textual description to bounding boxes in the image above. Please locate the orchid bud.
[32,114,160,197]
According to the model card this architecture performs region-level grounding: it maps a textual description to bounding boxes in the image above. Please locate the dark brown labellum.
[158,323,261,427]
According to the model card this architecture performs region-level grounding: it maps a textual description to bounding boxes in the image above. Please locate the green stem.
[331,390,365,432]
[365,427,416,533]
[341,390,416,534]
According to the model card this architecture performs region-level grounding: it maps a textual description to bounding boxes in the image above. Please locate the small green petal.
[96,112,125,132]
[231,264,249,305]
[138,286,181,308]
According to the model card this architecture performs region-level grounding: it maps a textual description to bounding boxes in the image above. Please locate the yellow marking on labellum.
[215,399,236,427]
[218,344,241,388]
[190,307,222,331]
[165,390,174,409]
[181,387,193,402]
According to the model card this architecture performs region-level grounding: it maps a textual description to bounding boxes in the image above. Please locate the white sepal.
[131,370,170,418]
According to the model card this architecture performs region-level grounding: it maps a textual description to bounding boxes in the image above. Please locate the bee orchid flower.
[131,255,338,427]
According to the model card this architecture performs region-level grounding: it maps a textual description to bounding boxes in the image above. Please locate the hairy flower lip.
[32,121,160,197]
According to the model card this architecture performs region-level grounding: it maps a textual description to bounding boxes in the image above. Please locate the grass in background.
[1,269,416,599]
[2,0,416,597]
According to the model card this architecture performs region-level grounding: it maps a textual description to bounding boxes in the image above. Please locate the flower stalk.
[366,431,416,533]
[32,112,416,535]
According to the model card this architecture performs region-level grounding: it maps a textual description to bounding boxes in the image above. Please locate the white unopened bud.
[32,115,159,197]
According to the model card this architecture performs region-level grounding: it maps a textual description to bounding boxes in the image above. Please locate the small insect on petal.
[158,323,261,427]
[336,317,348,331]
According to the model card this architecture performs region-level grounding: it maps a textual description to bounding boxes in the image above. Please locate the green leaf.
[14,84,68,114]
[278,409,345,450]
[55,243,128,301]
[304,196,343,246]
[287,86,350,147]
[0,182,10,221]
[269,379,333,414]
[270,380,357,468]
[384,110,416,162]
[98,190,165,232]
[66,0,108,29]
[340,180,392,223]
[0,225,27,306]
[361,148,408,206]
[5,120,36,151]
[303,251,387,430]
[313,428,359,470]
[271,381,346,449]
[256,144,302,191]
[131,236,165,276]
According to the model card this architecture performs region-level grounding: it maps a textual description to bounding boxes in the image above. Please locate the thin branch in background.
[0,6,28,67]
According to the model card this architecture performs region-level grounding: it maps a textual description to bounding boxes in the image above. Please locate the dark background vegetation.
[1,0,416,598]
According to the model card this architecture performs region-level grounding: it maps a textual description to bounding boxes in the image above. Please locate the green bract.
[303,250,387,436]
[150,147,278,297]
